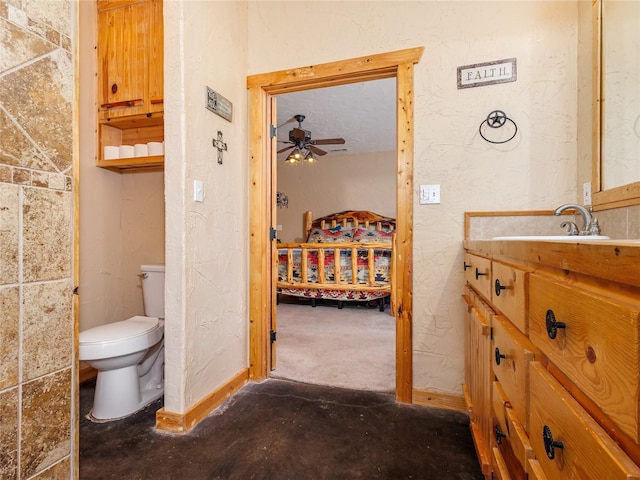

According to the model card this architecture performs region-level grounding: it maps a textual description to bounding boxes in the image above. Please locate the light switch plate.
[194,180,204,202]
[420,184,440,204]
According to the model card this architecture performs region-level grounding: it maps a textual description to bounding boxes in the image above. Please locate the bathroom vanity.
[463,238,640,479]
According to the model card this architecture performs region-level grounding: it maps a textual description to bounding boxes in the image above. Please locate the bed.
[276,210,395,313]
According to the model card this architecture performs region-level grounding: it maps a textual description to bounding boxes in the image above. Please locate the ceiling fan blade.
[310,138,346,145]
[276,116,296,128]
[277,146,294,154]
[309,145,328,156]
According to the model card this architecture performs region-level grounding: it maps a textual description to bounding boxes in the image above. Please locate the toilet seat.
[79,316,163,360]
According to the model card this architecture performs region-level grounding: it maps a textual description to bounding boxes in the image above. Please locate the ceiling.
[275,77,396,159]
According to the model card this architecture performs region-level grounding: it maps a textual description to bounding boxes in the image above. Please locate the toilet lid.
[80,316,160,344]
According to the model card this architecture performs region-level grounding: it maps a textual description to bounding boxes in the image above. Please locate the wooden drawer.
[491,261,528,334]
[529,362,640,480]
[492,447,511,480]
[529,273,640,442]
[464,253,492,300]
[492,314,536,432]
[527,459,548,480]
[492,381,533,479]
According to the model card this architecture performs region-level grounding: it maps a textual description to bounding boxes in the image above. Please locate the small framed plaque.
[206,86,233,122]
[457,58,517,89]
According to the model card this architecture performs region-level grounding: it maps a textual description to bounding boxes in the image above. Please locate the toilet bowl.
[79,265,166,421]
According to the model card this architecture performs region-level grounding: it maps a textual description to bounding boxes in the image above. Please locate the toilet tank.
[140,264,165,318]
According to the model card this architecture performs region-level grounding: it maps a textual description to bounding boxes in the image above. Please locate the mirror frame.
[592,0,640,210]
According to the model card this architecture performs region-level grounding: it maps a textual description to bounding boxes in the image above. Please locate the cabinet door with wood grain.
[97,0,150,119]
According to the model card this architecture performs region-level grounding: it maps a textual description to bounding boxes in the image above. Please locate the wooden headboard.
[303,210,396,240]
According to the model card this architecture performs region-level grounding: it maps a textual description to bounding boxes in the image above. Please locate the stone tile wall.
[0,1,75,478]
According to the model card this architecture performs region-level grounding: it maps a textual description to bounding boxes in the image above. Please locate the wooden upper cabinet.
[97,0,163,120]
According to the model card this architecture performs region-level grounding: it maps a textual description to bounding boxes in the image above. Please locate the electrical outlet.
[583,181,592,206]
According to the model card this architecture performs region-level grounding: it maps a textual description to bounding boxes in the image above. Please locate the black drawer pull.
[494,424,507,445]
[495,279,507,296]
[464,261,471,271]
[543,425,564,460]
[546,309,566,340]
[495,347,506,366]
[475,267,487,280]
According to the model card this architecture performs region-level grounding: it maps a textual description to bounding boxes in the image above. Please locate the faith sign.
[457,58,517,89]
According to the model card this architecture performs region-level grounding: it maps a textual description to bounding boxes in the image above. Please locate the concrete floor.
[80,378,483,479]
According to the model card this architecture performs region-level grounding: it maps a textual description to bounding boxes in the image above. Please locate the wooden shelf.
[97,112,164,173]
[97,155,164,173]
[101,113,164,129]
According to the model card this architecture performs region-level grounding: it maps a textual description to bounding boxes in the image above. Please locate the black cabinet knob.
[495,424,507,445]
[495,347,507,366]
[475,267,487,280]
[495,279,507,297]
[545,309,566,340]
[464,261,471,271]
[543,425,564,460]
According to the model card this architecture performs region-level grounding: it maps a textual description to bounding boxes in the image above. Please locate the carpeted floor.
[80,377,483,479]
[272,301,395,392]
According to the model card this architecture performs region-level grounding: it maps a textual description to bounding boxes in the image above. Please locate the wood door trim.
[247,47,423,403]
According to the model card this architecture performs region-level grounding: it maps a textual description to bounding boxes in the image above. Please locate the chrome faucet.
[554,204,599,236]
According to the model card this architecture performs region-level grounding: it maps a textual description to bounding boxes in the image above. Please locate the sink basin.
[492,235,611,241]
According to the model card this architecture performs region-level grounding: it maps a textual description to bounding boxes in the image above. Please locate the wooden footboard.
[279,210,396,313]
[276,239,394,302]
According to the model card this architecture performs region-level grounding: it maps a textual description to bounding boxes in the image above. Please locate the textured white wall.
[576,0,593,193]
[121,172,166,318]
[164,1,248,412]
[81,0,584,410]
[276,151,396,242]
[249,1,579,395]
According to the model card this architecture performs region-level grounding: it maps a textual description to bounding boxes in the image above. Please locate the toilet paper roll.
[147,142,164,156]
[134,143,149,157]
[119,145,135,158]
[103,146,119,160]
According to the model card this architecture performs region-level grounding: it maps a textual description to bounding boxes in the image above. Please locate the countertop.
[464,239,640,288]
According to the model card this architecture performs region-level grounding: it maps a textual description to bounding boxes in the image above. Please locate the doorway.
[272,80,397,391]
[247,47,423,403]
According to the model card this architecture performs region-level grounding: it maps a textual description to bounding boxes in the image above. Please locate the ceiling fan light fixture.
[286,147,303,164]
[303,150,317,164]
[285,147,302,164]
[278,114,345,164]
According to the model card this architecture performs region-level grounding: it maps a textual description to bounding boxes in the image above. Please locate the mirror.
[593,0,640,208]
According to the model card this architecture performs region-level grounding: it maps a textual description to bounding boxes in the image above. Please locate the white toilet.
[80,264,165,421]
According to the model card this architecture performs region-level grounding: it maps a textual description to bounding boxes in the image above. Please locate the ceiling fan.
[277,114,345,163]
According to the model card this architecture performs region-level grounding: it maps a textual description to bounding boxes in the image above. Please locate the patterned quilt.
[277,225,392,301]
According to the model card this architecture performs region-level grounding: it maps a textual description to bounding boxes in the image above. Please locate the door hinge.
[270,124,277,138]
[270,330,277,343]
[270,227,276,241]
[490,327,494,340]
